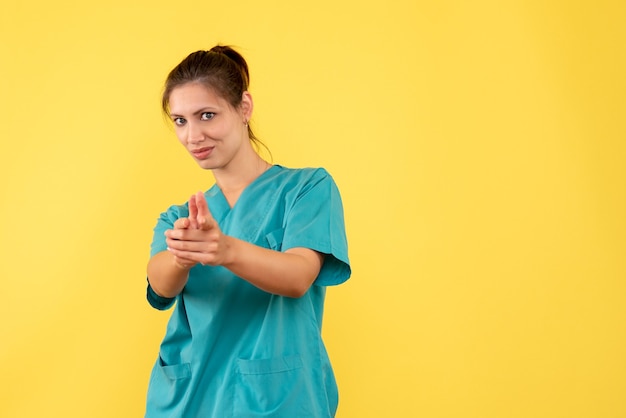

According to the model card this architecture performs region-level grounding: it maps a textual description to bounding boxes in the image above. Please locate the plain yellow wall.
[1,1,625,417]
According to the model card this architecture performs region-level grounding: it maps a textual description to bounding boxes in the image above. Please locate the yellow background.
[1,0,625,417]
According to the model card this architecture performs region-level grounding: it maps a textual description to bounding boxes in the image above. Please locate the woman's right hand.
[166,192,233,267]
[169,215,199,270]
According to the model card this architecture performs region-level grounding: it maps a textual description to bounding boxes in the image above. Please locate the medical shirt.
[145,165,351,417]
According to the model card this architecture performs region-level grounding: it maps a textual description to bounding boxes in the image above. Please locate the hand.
[168,217,197,270]
[165,191,232,266]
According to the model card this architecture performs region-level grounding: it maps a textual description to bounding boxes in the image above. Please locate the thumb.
[173,217,191,229]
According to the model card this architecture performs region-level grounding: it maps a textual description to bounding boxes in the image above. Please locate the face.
[167,82,252,171]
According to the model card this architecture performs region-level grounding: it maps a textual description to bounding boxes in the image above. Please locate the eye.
[173,117,186,126]
[201,112,216,121]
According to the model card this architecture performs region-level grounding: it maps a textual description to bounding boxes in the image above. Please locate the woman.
[145,45,351,417]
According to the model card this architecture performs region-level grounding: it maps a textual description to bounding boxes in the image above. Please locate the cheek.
[206,121,231,140]
[173,127,186,143]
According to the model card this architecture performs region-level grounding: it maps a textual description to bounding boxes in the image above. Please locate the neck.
[213,153,271,196]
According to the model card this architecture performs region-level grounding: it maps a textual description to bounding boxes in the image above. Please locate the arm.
[147,250,192,298]
[164,192,324,298]
[147,215,197,298]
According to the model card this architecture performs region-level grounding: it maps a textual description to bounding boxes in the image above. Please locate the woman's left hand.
[165,192,232,266]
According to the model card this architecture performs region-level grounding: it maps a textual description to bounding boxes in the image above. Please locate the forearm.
[223,237,323,298]
[162,199,324,297]
[147,251,191,298]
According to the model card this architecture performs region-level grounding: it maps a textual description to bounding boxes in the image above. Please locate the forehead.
[168,83,229,114]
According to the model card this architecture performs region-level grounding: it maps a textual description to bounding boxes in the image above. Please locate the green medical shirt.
[145,166,351,417]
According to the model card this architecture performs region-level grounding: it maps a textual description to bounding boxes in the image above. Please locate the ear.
[241,91,253,122]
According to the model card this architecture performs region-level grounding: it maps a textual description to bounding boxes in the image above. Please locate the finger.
[188,194,199,229]
[166,235,195,249]
[195,192,217,231]
[167,247,217,267]
[165,227,211,241]
[172,217,191,230]
[195,191,214,221]
[166,236,218,252]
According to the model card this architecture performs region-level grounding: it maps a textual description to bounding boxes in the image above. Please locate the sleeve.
[146,204,188,309]
[149,204,189,257]
[147,279,176,310]
[281,169,351,286]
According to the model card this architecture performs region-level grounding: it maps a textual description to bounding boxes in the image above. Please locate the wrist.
[221,236,239,267]
[172,256,194,270]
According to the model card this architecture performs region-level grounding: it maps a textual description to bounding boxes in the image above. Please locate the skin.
[147,82,324,299]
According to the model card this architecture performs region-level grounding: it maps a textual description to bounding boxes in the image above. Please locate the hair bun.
[209,45,230,54]
[209,45,249,87]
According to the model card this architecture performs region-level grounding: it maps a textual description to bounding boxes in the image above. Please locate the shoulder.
[160,201,189,219]
[152,203,187,230]
[268,165,336,187]
[263,166,343,209]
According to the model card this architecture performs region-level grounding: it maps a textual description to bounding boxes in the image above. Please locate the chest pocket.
[265,228,284,251]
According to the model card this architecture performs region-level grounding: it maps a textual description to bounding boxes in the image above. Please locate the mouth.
[190,146,214,159]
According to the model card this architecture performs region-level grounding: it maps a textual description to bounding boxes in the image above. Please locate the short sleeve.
[149,204,189,257]
[282,169,351,286]
[147,280,176,310]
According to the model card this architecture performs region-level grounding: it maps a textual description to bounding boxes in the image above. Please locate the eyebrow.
[169,107,219,118]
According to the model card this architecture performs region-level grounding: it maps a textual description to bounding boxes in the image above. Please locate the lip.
[190,146,214,159]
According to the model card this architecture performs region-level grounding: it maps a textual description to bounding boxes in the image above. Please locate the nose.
[187,121,205,144]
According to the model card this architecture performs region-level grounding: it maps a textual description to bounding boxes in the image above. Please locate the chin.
[196,160,219,170]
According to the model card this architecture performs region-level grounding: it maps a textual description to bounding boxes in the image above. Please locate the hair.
[162,45,263,147]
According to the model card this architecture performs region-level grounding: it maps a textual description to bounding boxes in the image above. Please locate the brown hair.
[162,45,259,143]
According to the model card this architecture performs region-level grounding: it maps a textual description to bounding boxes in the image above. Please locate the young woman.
[145,45,351,417]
